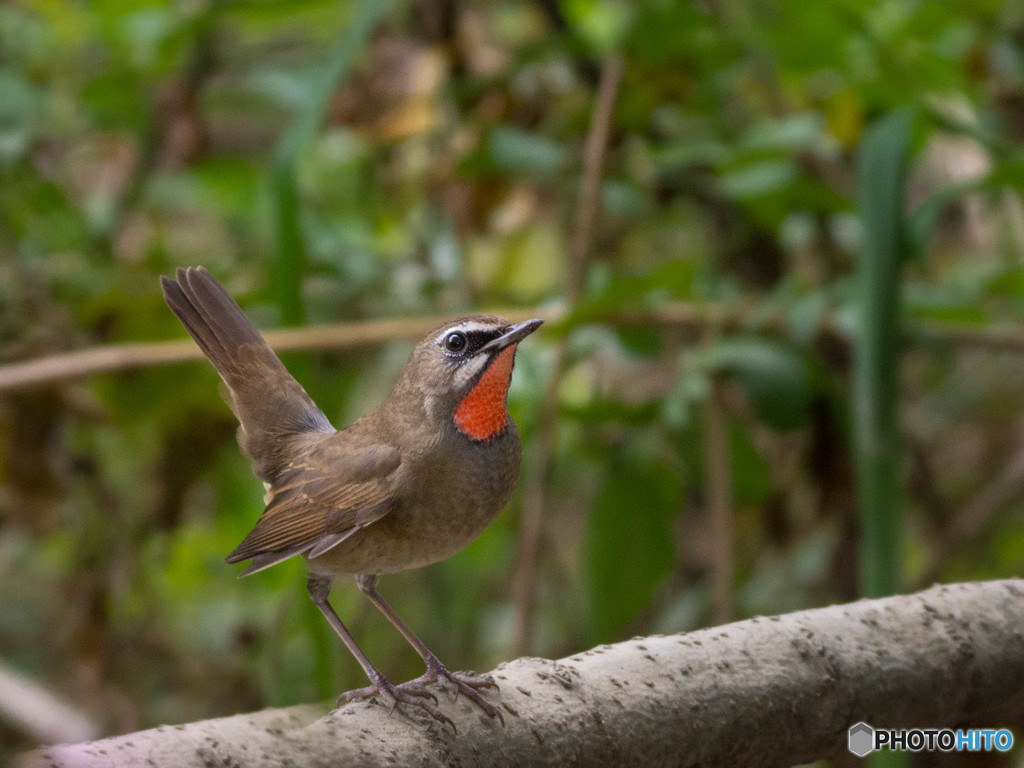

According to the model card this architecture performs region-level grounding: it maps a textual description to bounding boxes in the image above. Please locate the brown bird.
[161,266,542,726]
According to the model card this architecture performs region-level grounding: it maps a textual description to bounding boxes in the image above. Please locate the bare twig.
[567,57,623,295]
[0,662,100,746]
[9,302,1024,395]
[913,450,1024,590]
[510,54,623,656]
[907,321,1024,353]
[0,310,551,393]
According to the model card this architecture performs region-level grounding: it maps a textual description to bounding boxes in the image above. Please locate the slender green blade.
[854,109,913,601]
[271,0,392,327]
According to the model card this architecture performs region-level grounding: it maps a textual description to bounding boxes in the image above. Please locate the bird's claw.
[414,664,504,725]
[335,665,503,728]
[336,676,453,730]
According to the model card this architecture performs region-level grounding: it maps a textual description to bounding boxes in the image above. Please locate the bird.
[160,266,542,727]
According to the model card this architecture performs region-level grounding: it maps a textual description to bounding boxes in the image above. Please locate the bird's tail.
[161,267,332,481]
[161,267,268,383]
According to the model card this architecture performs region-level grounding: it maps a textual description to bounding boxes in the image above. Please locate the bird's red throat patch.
[454,345,517,441]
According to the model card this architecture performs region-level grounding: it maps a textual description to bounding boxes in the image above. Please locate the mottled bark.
[18,580,1024,768]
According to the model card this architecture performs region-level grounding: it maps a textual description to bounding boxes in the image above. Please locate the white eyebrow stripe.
[434,321,499,344]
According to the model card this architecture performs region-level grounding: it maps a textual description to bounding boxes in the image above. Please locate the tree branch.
[18,580,1024,768]
[0,310,550,393]
[5,303,1024,394]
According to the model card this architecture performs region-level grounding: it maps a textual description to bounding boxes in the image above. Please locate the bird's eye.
[444,332,468,353]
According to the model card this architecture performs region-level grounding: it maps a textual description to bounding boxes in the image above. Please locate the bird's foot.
[411,659,504,725]
[336,673,454,730]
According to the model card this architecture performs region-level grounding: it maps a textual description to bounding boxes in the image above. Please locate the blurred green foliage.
[1,0,1024,759]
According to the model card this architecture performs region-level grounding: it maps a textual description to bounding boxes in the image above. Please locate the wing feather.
[225,437,400,573]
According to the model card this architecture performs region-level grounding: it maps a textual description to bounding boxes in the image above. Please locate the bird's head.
[396,315,543,442]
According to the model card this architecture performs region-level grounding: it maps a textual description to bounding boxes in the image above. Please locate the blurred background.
[2,0,1024,760]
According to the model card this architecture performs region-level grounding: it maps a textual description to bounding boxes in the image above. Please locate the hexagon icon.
[848,722,874,757]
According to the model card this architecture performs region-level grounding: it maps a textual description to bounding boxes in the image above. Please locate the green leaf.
[0,70,43,163]
[614,326,664,356]
[602,179,649,217]
[739,114,825,154]
[566,259,698,329]
[487,127,567,178]
[583,456,682,640]
[717,159,798,200]
[562,397,661,425]
[904,283,987,324]
[729,420,774,509]
[562,0,634,52]
[652,140,729,174]
[787,290,829,346]
[701,338,812,431]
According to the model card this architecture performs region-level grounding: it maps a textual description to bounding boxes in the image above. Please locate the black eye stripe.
[465,330,502,351]
[440,328,505,356]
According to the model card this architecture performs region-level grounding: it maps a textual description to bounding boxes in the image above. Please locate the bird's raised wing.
[226,438,401,576]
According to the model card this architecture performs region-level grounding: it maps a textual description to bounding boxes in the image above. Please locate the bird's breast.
[307,423,522,577]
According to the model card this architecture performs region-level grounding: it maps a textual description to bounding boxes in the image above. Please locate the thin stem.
[510,54,623,656]
[703,375,734,625]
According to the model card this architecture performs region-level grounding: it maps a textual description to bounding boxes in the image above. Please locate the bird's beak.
[479,319,544,355]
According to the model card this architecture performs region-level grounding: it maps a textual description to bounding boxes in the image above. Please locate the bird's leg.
[306,575,453,728]
[355,574,504,724]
